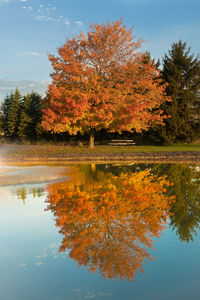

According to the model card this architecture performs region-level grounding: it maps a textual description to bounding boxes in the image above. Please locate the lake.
[0,163,200,300]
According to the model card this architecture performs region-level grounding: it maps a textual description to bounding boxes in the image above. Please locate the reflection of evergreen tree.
[16,186,44,204]
[16,187,27,205]
[152,164,200,242]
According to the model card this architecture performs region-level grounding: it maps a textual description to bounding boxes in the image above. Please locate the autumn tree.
[42,20,170,148]
[46,166,174,281]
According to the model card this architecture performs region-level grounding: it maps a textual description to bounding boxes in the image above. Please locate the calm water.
[1,163,200,300]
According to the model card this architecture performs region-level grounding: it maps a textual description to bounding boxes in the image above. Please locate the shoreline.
[2,151,200,163]
[1,144,200,163]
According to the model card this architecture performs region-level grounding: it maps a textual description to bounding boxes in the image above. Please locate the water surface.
[1,163,200,300]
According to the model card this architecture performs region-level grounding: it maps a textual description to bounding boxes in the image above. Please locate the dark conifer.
[1,93,12,136]
[29,92,43,140]
[18,92,43,141]
[6,88,21,139]
[154,41,200,144]
[18,93,32,140]
[1,89,43,141]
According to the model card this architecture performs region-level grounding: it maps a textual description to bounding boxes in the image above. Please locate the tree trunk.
[91,163,96,172]
[89,132,95,149]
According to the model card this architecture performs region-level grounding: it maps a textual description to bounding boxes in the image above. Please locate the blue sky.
[0,0,199,99]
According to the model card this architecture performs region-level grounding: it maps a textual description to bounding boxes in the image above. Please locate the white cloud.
[20,3,82,28]
[22,5,32,10]
[19,263,27,267]
[16,51,44,57]
[36,253,47,258]
[35,262,43,266]
[0,0,10,3]
[74,21,83,26]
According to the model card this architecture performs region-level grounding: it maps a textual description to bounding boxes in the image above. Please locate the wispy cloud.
[16,51,44,57]
[20,2,82,28]
[35,262,43,266]
[0,0,10,3]
[22,5,32,10]
[74,21,83,26]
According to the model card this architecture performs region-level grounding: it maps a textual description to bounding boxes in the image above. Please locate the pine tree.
[6,89,21,139]
[29,92,43,140]
[18,93,32,140]
[155,41,200,144]
[0,111,3,137]
[18,92,43,141]
[1,93,12,136]
[1,89,43,141]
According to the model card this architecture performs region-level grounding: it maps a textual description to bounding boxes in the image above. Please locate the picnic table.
[109,139,135,146]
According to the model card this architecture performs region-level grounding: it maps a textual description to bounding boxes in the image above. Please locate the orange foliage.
[42,20,170,138]
[46,167,174,281]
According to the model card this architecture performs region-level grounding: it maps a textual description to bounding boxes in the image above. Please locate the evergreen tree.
[0,111,3,137]
[28,92,43,140]
[153,41,200,144]
[18,93,32,140]
[1,89,43,141]
[18,92,43,141]
[1,93,12,136]
[2,89,21,139]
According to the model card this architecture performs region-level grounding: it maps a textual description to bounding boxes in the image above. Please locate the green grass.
[4,143,200,160]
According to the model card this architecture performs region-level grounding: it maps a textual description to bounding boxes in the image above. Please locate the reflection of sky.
[1,182,200,300]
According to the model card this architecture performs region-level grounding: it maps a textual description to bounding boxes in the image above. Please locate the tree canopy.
[42,20,170,148]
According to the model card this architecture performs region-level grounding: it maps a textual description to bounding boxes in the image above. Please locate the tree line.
[0,89,43,142]
[0,21,200,146]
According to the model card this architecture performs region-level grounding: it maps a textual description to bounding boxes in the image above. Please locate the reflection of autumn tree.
[46,168,173,281]
[154,164,200,243]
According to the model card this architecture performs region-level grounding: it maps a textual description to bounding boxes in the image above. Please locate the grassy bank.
[1,143,200,162]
